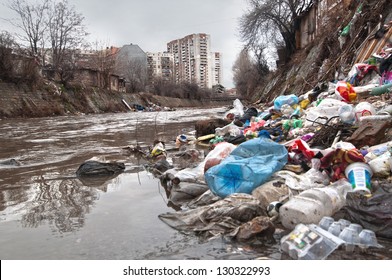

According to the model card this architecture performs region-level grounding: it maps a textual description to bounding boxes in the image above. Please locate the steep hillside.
[251,0,391,104]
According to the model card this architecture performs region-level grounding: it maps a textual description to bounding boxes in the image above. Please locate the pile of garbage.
[144,31,392,260]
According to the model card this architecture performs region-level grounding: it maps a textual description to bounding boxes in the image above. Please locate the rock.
[233,216,275,242]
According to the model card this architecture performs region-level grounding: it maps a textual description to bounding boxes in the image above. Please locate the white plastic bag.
[226,99,244,117]
[171,142,237,184]
[215,123,242,137]
[276,168,330,192]
[368,151,391,178]
[304,98,347,127]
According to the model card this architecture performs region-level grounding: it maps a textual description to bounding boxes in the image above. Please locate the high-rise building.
[211,52,222,87]
[167,33,222,89]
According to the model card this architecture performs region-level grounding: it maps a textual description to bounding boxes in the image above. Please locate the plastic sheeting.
[163,142,237,185]
[204,137,288,198]
[158,193,265,238]
[166,182,210,209]
[343,182,392,238]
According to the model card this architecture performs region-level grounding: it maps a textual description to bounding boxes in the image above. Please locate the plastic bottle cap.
[178,134,187,142]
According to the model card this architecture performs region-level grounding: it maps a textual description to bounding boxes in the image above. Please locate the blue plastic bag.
[205,137,288,198]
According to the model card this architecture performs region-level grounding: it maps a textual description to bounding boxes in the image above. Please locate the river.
[0,107,270,260]
[0,107,391,260]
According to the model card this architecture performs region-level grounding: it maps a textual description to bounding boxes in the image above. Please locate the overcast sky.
[0,0,248,88]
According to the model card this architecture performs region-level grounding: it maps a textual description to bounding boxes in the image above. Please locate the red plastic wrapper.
[335,81,357,102]
[287,139,315,161]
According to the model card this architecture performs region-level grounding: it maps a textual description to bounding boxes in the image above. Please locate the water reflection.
[17,159,153,233]
[0,181,33,213]
[21,176,99,233]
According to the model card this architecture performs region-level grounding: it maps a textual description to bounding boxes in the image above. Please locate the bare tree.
[47,0,88,84]
[232,48,262,99]
[6,0,88,84]
[89,41,120,90]
[0,31,19,49]
[0,31,19,80]
[250,44,270,77]
[239,0,314,61]
[6,0,49,57]
[118,57,147,93]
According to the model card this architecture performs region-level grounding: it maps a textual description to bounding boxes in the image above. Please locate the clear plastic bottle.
[279,179,352,229]
[338,104,355,124]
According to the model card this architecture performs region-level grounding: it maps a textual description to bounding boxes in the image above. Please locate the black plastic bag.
[239,107,258,123]
[342,183,392,238]
[76,160,125,177]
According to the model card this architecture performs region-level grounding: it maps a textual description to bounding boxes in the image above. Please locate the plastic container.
[279,179,352,229]
[281,218,383,259]
[339,227,360,244]
[338,218,351,228]
[354,102,376,121]
[319,216,334,231]
[177,134,188,143]
[280,223,345,260]
[344,162,373,194]
[368,151,391,178]
[348,223,363,234]
[328,221,344,236]
[339,104,356,124]
[339,227,361,252]
[359,229,380,247]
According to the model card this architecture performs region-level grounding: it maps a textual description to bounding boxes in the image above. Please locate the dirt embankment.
[0,82,233,119]
[251,0,391,104]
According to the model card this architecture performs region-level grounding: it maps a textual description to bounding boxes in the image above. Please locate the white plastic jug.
[279,179,352,229]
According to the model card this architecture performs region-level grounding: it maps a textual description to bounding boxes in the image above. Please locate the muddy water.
[0,108,391,260]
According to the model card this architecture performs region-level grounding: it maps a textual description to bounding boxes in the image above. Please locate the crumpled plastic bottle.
[274,94,299,110]
[338,104,356,124]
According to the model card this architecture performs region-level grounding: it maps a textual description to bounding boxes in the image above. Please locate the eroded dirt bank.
[0,82,233,119]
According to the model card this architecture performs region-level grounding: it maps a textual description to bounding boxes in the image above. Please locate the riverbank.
[0,82,234,119]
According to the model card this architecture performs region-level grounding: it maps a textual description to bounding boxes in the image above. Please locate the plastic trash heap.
[204,137,288,198]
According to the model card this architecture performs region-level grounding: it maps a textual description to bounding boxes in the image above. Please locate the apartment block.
[146,52,174,82]
[211,52,222,86]
[167,33,222,89]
